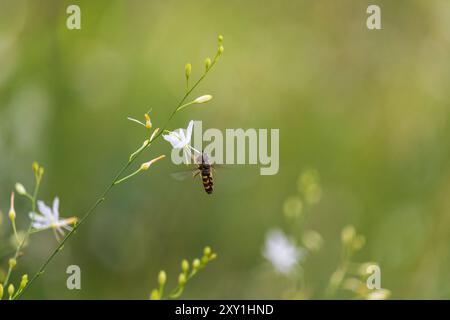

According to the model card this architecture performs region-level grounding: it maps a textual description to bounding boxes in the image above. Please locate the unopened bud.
[218,35,224,43]
[0,284,3,300]
[15,183,27,196]
[32,162,39,174]
[158,270,166,286]
[194,95,213,104]
[181,259,189,273]
[302,230,323,252]
[140,155,166,171]
[209,253,218,261]
[144,113,152,129]
[353,235,366,250]
[9,258,17,269]
[185,63,192,79]
[19,274,28,290]
[150,128,160,142]
[203,246,212,256]
[8,284,14,298]
[205,58,211,71]
[8,192,15,221]
[178,273,186,286]
[192,259,201,269]
[341,225,355,246]
[150,289,160,300]
[218,45,224,55]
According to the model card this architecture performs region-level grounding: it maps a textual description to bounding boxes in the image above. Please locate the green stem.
[114,167,143,185]
[2,177,41,289]
[11,220,19,243]
[168,269,199,299]
[16,57,220,299]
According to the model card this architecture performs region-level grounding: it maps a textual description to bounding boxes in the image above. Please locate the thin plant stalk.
[16,58,220,299]
[2,175,41,289]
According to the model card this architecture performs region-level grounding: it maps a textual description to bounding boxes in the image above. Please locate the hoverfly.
[172,152,217,194]
[194,152,214,194]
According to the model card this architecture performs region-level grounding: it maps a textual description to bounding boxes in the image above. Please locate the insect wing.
[170,167,200,181]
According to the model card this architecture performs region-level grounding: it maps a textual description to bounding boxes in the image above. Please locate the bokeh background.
[1,0,450,299]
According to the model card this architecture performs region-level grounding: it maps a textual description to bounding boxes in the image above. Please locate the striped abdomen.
[200,165,213,194]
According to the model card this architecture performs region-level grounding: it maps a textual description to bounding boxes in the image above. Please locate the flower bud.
[144,113,152,129]
[150,128,160,142]
[194,95,213,104]
[39,167,44,177]
[8,192,16,221]
[209,253,218,260]
[192,259,201,270]
[218,45,224,55]
[15,183,27,196]
[150,289,160,300]
[302,230,323,252]
[158,270,166,286]
[19,274,28,290]
[140,155,166,171]
[218,35,224,43]
[9,258,17,269]
[185,63,192,79]
[0,284,3,300]
[283,197,303,219]
[329,269,345,289]
[181,259,189,273]
[178,273,186,286]
[341,225,355,246]
[32,162,39,174]
[8,284,14,298]
[203,246,212,256]
[353,235,366,250]
[205,58,212,71]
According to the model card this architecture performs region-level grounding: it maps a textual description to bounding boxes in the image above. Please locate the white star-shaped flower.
[29,197,77,240]
[263,229,304,275]
[163,120,199,164]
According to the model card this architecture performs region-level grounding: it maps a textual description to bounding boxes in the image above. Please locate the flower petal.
[31,220,51,229]
[29,212,47,223]
[186,120,194,141]
[53,197,60,220]
[163,133,181,148]
[38,200,54,221]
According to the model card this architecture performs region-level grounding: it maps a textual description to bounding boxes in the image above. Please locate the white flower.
[29,197,77,240]
[263,229,304,275]
[163,120,199,163]
[366,289,391,300]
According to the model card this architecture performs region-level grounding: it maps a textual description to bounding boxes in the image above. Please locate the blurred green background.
[1,0,450,299]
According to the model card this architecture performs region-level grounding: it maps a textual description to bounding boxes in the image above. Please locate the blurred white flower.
[263,229,304,275]
[163,120,199,163]
[29,197,77,240]
[366,289,391,300]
